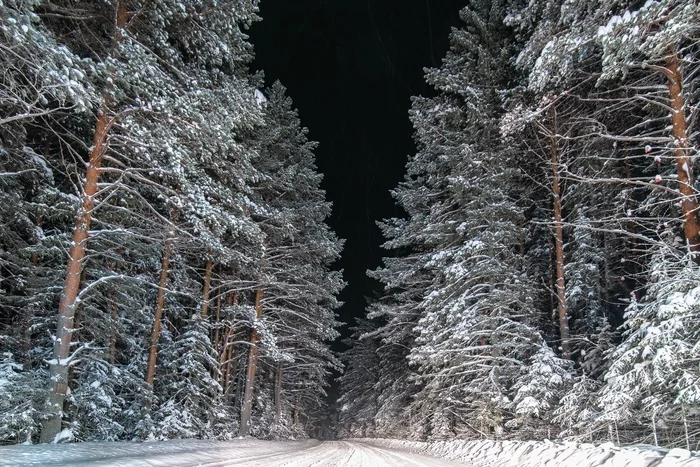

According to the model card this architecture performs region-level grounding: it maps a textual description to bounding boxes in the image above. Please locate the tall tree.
[239,82,343,437]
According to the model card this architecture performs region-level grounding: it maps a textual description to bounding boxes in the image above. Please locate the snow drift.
[348,438,700,466]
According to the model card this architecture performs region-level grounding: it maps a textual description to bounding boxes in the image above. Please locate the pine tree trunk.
[213,266,223,354]
[548,246,556,327]
[665,52,700,256]
[239,287,264,436]
[200,258,213,318]
[39,104,113,444]
[274,362,283,423]
[223,331,236,396]
[219,284,237,388]
[211,266,223,380]
[107,261,120,365]
[549,110,570,359]
[40,1,128,443]
[221,327,234,389]
[145,219,177,387]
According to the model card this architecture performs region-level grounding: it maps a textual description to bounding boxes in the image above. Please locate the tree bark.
[213,265,223,354]
[549,110,570,359]
[665,52,700,256]
[221,327,234,390]
[623,159,639,286]
[239,287,264,436]
[145,218,177,387]
[40,1,128,443]
[548,246,557,328]
[220,283,237,388]
[39,95,113,445]
[519,216,526,256]
[224,328,235,394]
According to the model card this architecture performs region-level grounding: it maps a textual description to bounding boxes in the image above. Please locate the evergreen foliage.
[3,0,700,451]
[340,0,700,449]
[0,0,342,444]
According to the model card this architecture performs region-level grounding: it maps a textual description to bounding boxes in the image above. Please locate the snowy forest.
[2,0,700,456]
[339,0,700,451]
[0,0,343,444]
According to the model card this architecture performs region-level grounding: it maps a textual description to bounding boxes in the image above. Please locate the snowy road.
[0,439,467,466]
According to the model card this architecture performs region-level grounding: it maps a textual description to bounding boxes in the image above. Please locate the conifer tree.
[239,82,343,437]
[337,320,381,438]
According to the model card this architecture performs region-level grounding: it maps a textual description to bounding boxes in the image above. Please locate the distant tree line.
[339,0,700,449]
[0,0,343,444]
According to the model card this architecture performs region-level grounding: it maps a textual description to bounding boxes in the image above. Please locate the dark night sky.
[250,0,465,348]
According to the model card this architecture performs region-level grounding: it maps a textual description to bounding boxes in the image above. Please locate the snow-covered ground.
[3,437,700,466]
[350,438,700,467]
[0,438,465,466]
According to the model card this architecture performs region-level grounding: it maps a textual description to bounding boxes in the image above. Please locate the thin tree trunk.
[665,52,700,256]
[239,287,264,436]
[224,328,235,394]
[40,109,110,443]
[548,246,556,327]
[40,2,128,443]
[213,265,223,354]
[107,261,120,365]
[274,362,283,423]
[145,218,177,387]
[220,284,237,387]
[200,258,213,318]
[222,327,234,391]
[549,110,570,359]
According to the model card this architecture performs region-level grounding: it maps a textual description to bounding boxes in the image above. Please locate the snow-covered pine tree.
[501,0,700,444]
[595,0,700,257]
[1,0,345,445]
[501,96,620,438]
[368,194,443,438]
[0,0,304,443]
[363,288,423,438]
[239,82,343,438]
[0,0,99,443]
[558,0,700,443]
[500,0,645,440]
[598,240,700,447]
[337,320,381,438]
[401,0,572,440]
[154,313,224,439]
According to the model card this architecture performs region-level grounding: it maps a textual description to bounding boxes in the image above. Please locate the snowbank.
[348,438,700,466]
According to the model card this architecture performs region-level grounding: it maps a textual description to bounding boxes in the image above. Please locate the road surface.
[0,439,467,466]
